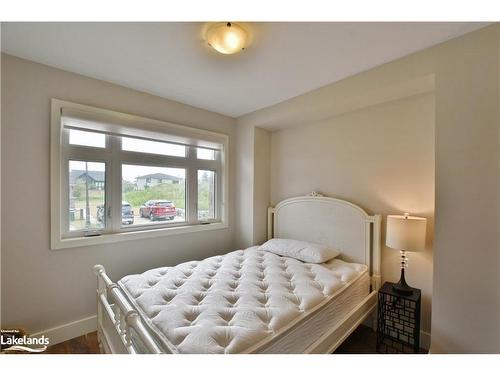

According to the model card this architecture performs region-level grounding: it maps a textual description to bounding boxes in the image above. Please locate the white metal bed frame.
[93,193,381,354]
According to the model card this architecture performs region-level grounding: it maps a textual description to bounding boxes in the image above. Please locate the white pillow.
[258,238,340,264]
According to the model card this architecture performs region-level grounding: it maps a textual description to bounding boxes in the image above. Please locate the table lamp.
[386,213,427,295]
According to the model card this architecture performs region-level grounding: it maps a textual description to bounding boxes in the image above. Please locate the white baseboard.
[31,315,97,346]
[420,330,431,351]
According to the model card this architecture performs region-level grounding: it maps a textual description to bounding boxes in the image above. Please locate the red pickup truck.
[139,200,176,221]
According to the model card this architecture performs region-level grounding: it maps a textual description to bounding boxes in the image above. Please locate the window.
[122,137,186,157]
[51,99,228,249]
[196,147,216,160]
[68,161,106,232]
[198,170,216,220]
[122,165,186,226]
[69,129,106,148]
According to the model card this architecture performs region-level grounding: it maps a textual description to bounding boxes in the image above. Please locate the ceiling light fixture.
[206,22,247,55]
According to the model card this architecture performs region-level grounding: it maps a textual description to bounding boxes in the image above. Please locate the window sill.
[51,222,228,250]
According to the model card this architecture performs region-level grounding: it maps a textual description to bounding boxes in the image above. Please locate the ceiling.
[1,22,489,117]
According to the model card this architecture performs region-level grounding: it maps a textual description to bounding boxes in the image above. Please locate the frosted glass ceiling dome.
[206,22,247,55]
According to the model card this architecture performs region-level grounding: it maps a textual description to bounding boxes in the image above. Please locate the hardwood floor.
[334,324,378,353]
[45,331,100,354]
[42,325,378,354]
[335,324,428,354]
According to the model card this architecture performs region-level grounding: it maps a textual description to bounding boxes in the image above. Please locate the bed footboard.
[93,265,164,354]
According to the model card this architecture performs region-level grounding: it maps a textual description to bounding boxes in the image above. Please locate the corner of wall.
[252,127,271,245]
[233,120,271,249]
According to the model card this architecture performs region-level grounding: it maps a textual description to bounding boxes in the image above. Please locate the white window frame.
[50,99,229,250]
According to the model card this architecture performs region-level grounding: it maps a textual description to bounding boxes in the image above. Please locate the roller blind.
[61,107,225,151]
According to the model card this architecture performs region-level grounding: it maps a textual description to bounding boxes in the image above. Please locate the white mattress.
[118,246,369,354]
[254,271,370,353]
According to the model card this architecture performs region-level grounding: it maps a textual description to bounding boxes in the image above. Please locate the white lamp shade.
[386,214,427,252]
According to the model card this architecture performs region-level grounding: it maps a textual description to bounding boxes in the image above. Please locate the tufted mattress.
[118,246,369,354]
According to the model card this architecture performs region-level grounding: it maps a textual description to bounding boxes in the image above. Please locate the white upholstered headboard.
[268,194,381,288]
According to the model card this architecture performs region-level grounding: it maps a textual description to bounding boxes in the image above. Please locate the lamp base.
[392,282,413,296]
[392,268,414,296]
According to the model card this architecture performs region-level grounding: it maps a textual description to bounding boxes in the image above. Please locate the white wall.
[235,25,500,353]
[0,28,3,332]
[431,25,499,354]
[252,127,271,245]
[233,123,255,249]
[233,123,271,249]
[3,24,500,353]
[270,93,435,337]
[0,54,236,336]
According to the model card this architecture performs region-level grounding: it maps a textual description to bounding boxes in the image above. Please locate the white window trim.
[50,99,229,250]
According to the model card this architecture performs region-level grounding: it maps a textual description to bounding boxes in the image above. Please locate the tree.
[122,180,136,193]
[72,179,86,199]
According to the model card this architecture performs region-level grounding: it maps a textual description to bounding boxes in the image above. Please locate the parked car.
[139,200,176,221]
[121,202,134,225]
[97,201,134,225]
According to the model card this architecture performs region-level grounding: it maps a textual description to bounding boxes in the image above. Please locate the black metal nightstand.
[376,281,421,353]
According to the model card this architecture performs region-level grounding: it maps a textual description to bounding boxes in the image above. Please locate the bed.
[93,194,381,354]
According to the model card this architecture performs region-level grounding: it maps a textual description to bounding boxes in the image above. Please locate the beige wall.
[2,24,500,353]
[0,54,236,335]
[270,93,435,338]
[252,127,271,245]
[233,122,271,249]
[431,25,499,353]
[233,122,255,249]
[236,25,500,353]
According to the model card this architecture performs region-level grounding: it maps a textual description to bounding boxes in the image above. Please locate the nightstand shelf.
[376,281,421,354]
